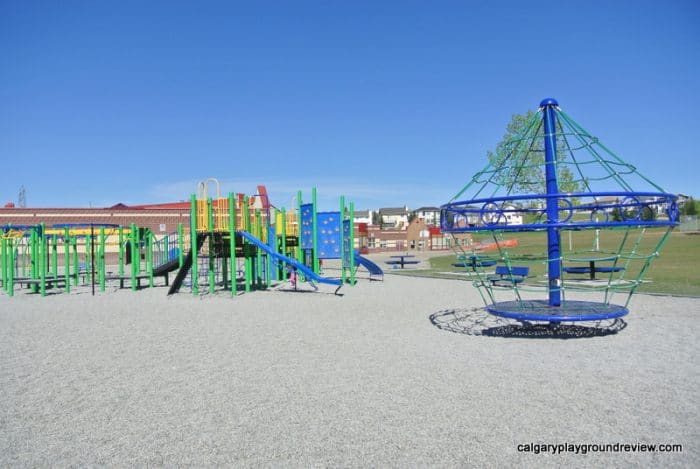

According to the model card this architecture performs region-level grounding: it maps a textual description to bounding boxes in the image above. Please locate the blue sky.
[1,0,698,210]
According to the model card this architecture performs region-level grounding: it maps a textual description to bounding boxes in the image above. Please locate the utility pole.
[18,185,26,208]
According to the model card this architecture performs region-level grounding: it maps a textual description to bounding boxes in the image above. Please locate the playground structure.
[441,98,679,322]
[0,223,186,297]
[0,181,382,297]
[167,181,360,296]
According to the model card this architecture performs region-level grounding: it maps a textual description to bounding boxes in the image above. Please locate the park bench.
[487,266,530,286]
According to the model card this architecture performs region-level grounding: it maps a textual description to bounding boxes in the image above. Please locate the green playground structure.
[168,184,357,296]
[0,223,187,297]
[0,181,365,298]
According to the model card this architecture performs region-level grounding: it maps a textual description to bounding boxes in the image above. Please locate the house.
[378,206,410,230]
[353,209,373,225]
[413,206,441,226]
[495,205,523,226]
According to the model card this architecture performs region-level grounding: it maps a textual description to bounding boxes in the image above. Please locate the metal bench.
[487,266,529,286]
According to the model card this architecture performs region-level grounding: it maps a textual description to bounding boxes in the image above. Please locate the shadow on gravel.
[272,288,344,297]
[429,307,627,339]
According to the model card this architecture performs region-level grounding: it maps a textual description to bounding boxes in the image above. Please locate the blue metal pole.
[541,98,561,306]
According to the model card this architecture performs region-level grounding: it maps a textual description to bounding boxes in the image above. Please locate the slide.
[153,258,180,277]
[237,231,342,288]
[354,253,384,280]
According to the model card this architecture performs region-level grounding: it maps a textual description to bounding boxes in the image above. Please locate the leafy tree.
[611,207,624,222]
[487,110,581,195]
[683,197,697,216]
[371,211,381,225]
[641,205,656,221]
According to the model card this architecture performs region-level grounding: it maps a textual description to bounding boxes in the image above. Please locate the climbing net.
[441,99,678,322]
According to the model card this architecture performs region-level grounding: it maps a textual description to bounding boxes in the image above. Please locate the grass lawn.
[395,230,700,297]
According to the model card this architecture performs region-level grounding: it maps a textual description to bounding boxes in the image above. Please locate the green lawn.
[396,230,700,297]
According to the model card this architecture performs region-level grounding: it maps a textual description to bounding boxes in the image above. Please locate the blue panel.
[317,211,341,259]
[300,203,314,249]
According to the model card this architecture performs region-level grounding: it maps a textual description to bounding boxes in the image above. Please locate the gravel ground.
[1,273,698,467]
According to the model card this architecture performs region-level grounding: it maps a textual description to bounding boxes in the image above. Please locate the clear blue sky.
[1,0,698,210]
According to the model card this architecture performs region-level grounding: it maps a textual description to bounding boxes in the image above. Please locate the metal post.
[178,223,184,268]
[281,208,287,280]
[228,192,236,296]
[296,191,303,265]
[118,226,124,277]
[541,98,562,306]
[30,228,37,293]
[1,238,6,292]
[208,198,215,294]
[39,224,46,296]
[7,238,14,297]
[72,236,78,286]
[243,195,251,292]
[147,230,154,288]
[130,223,137,291]
[64,228,70,293]
[349,201,356,285]
[255,209,263,289]
[340,195,346,284]
[312,187,319,274]
[52,234,58,279]
[266,223,272,288]
[190,194,199,295]
[100,227,106,292]
[91,224,95,296]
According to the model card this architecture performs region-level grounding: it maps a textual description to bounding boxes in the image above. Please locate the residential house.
[413,206,441,226]
[353,209,373,225]
[378,206,410,230]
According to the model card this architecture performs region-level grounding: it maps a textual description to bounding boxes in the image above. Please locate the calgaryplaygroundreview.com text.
[517,442,683,455]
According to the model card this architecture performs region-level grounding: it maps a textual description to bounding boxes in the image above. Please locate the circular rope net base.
[486,300,629,322]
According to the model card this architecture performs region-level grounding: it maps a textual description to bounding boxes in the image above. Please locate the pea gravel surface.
[1,274,698,467]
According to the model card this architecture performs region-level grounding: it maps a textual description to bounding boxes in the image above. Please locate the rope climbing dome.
[441,98,679,322]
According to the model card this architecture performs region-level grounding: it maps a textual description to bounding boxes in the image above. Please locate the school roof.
[125,202,191,210]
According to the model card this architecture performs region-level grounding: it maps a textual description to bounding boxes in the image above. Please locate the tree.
[611,207,624,222]
[487,110,581,195]
[371,210,381,226]
[641,205,656,221]
[683,197,697,216]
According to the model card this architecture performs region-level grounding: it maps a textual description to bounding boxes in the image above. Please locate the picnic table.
[563,257,625,280]
[453,255,498,271]
[385,255,420,269]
